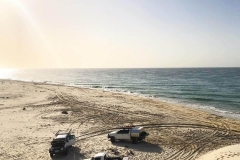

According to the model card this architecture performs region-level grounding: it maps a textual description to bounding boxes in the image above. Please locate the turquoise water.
[1,68,240,118]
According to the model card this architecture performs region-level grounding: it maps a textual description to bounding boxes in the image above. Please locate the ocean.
[1,68,240,118]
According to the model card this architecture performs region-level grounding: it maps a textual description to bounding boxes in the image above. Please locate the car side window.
[117,130,123,134]
[118,130,130,134]
[123,130,130,134]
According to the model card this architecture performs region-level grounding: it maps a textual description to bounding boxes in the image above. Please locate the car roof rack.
[55,129,72,136]
[118,126,136,129]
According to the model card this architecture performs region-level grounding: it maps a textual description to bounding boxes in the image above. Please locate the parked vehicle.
[49,129,76,157]
[84,152,129,160]
[108,126,148,144]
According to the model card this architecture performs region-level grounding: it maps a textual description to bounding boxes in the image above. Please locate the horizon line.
[1,67,240,70]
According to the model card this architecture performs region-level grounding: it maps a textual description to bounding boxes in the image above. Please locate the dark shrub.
[61,110,68,114]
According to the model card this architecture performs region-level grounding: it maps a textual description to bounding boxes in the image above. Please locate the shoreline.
[2,78,240,121]
[1,79,240,159]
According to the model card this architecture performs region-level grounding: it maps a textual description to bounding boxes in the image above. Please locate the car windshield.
[55,138,65,141]
[52,143,64,147]
[51,138,65,147]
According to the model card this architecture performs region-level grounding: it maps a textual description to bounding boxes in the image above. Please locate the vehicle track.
[55,92,167,131]
[56,92,164,119]
[75,122,240,160]
[33,91,240,160]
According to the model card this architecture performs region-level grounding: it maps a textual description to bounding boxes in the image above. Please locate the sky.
[0,0,240,68]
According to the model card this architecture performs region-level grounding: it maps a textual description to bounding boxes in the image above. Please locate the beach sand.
[1,79,240,160]
[197,144,240,160]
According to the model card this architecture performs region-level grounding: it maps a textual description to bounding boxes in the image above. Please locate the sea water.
[1,68,240,118]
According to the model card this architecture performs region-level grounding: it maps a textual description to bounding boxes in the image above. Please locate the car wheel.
[132,138,137,144]
[111,137,116,143]
[50,153,54,157]
[64,148,68,155]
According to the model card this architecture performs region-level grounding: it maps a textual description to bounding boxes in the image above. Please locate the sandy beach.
[197,144,240,160]
[1,79,240,160]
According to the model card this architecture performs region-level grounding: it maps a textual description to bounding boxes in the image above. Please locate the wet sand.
[1,79,240,160]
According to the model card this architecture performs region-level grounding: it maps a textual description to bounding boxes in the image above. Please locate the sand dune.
[1,79,240,160]
[197,144,240,160]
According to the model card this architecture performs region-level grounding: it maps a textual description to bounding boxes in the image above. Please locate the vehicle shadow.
[51,146,88,160]
[112,141,162,153]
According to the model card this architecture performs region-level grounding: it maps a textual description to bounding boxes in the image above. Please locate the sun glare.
[0,69,15,79]
[8,0,60,67]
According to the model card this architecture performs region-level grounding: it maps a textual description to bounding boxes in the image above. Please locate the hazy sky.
[0,0,240,68]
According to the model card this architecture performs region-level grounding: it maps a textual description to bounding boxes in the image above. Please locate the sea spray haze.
[1,68,240,118]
